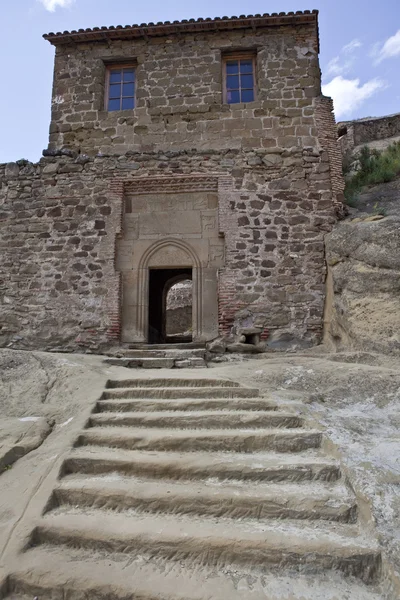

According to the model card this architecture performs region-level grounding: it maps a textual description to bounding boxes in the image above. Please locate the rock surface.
[325,216,400,354]
[0,417,52,472]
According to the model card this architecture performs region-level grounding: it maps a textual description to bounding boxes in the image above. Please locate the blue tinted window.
[225,56,255,104]
[109,70,121,83]
[241,89,254,103]
[240,60,253,74]
[123,82,135,97]
[123,70,135,82]
[109,84,121,99]
[227,75,239,90]
[122,97,134,110]
[108,98,120,111]
[107,67,136,111]
[227,90,240,104]
[226,61,239,75]
[240,74,254,89]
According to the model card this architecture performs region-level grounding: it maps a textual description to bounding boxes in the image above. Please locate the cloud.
[343,39,362,53]
[374,29,400,63]
[38,0,74,11]
[322,76,386,119]
[325,39,362,78]
[326,56,352,77]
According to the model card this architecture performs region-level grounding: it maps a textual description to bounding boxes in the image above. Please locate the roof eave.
[43,11,319,51]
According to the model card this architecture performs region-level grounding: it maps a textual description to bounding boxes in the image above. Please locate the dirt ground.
[0,347,399,588]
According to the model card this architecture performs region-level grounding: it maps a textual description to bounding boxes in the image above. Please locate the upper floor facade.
[44,11,321,156]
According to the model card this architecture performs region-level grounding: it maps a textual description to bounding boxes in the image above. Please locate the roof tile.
[43,10,319,47]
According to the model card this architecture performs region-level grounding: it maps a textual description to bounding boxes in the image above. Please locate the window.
[223,55,256,104]
[105,65,136,111]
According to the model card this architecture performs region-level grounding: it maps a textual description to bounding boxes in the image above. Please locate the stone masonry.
[0,11,344,351]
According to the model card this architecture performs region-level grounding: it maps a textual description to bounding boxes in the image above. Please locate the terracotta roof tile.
[43,10,319,47]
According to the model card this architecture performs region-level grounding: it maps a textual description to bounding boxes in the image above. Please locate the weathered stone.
[207,338,227,354]
[226,342,265,354]
[5,163,19,178]
[325,217,400,354]
[262,154,283,167]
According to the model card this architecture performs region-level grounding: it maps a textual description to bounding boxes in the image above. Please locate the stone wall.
[47,23,321,156]
[0,15,344,351]
[338,112,400,155]
[0,144,337,350]
[166,281,192,336]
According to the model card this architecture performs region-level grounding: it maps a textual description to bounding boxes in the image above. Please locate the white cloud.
[39,0,74,11]
[326,56,353,77]
[322,76,385,119]
[343,39,362,53]
[374,29,400,63]
[325,40,362,78]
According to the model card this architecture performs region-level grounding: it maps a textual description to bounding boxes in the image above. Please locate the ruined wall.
[315,96,345,216]
[338,112,400,155]
[166,281,192,336]
[0,19,343,351]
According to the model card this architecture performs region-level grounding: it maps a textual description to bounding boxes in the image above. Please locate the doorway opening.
[148,268,192,344]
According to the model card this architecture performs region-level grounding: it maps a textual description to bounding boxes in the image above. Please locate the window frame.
[104,63,137,112]
[222,53,257,105]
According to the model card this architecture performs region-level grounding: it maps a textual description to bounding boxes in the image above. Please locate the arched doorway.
[165,277,193,343]
[148,268,192,344]
[121,238,220,344]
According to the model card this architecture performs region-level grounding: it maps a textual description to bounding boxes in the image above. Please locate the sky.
[1,0,400,163]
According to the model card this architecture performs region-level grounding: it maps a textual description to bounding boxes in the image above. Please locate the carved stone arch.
[136,238,202,342]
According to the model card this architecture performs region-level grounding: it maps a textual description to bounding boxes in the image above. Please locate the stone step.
[101,387,259,400]
[116,348,206,358]
[50,475,357,523]
[127,343,205,350]
[75,426,322,453]
[29,510,381,583]
[95,397,278,413]
[88,410,303,430]
[5,546,384,600]
[105,357,208,369]
[105,378,240,389]
[62,447,342,483]
[174,358,207,369]
[104,357,176,368]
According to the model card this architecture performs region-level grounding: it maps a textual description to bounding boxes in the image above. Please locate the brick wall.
[315,96,345,217]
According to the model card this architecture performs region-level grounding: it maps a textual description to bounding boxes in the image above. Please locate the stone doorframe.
[137,238,202,342]
[115,174,231,345]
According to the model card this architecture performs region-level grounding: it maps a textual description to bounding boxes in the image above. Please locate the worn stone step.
[88,410,304,430]
[5,546,384,600]
[117,348,206,358]
[50,475,357,523]
[104,357,176,368]
[62,447,341,483]
[95,397,278,413]
[30,510,381,583]
[105,378,240,389]
[174,357,207,369]
[127,343,205,350]
[101,387,259,400]
[75,426,322,453]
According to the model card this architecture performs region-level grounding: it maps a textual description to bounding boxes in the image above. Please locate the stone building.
[0,10,344,352]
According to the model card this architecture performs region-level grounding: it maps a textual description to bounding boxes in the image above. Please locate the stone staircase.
[105,344,207,369]
[2,377,385,600]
